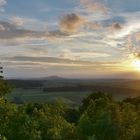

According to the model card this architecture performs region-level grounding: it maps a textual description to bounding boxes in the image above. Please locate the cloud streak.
[0,21,71,46]
[4,56,94,65]
[0,0,140,78]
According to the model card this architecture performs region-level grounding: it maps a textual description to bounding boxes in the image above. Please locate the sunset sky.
[0,0,140,78]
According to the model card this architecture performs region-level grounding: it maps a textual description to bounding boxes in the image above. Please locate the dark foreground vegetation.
[0,79,140,140]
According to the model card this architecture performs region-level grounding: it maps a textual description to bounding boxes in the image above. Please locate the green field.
[7,79,140,106]
[8,88,91,106]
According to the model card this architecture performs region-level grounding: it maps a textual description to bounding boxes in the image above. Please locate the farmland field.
[8,88,91,106]
[6,78,140,106]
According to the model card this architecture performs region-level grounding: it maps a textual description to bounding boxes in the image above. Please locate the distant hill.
[43,76,65,80]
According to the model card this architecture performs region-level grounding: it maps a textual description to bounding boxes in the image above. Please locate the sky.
[0,0,140,79]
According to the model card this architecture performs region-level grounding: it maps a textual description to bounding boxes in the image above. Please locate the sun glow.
[132,59,140,71]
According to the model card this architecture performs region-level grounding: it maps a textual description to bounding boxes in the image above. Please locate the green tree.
[0,79,11,98]
[119,103,139,140]
[0,88,140,140]
[79,92,114,113]
[33,100,77,140]
[0,99,17,139]
[77,93,120,140]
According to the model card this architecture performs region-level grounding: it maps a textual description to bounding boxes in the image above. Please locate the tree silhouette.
[0,65,11,98]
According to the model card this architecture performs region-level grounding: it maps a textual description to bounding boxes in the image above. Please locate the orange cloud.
[59,13,85,33]
[135,32,140,41]
[108,23,122,32]
[80,0,107,13]
[133,52,140,59]
[111,23,122,30]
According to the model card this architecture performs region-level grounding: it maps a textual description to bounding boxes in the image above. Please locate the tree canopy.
[0,82,140,140]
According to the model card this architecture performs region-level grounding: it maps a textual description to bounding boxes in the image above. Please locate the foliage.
[0,79,11,97]
[0,82,140,140]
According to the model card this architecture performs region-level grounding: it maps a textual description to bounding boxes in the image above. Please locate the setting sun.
[132,59,140,71]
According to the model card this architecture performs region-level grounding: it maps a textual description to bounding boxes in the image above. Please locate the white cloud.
[0,0,6,12]
[10,16,24,26]
[0,24,5,30]
[0,3,139,78]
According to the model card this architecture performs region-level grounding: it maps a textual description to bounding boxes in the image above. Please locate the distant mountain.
[43,76,65,80]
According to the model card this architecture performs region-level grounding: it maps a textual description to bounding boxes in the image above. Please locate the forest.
[0,79,140,140]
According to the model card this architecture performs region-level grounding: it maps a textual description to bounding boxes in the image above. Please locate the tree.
[33,100,77,140]
[77,92,120,140]
[119,103,139,140]
[79,92,114,113]
[0,79,11,98]
[0,89,140,140]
